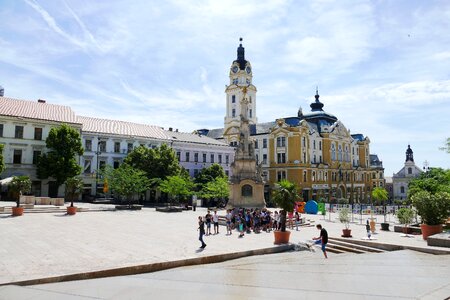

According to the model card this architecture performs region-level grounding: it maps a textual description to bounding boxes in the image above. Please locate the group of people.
[197,208,329,258]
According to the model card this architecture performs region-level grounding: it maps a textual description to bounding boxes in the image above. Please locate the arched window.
[408,167,412,174]
[400,186,405,194]
[338,145,343,161]
[242,185,253,197]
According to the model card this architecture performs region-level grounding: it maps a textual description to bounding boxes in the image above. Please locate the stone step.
[326,242,367,254]
[328,238,386,253]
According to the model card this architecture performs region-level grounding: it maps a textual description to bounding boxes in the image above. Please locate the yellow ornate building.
[268,89,383,203]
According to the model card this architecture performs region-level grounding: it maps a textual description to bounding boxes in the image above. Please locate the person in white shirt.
[213,210,220,234]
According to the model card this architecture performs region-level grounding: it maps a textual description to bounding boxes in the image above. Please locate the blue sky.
[0,0,449,175]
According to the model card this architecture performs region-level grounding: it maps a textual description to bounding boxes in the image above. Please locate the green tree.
[439,137,450,153]
[159,175,193,206]
[103,164,150,206]
[194,163,226,192]
[0,144,5,175]
[10,176,31,208]
[65,176,84,207]
[125,144,180,186]
[408,168,450,198]
[411,191,450,225]
[37,124,84,192]
[199,177,229,200]
[271,179,300,232]
[372,187,389,222]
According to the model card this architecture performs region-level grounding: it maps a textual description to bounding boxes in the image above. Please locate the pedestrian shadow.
[195,248,205,253]
[54,213,71,217]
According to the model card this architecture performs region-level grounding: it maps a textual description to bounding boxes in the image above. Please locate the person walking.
[198,216,206,248]
[205,210,212,235]
[366,219,372,239]
[295,211,300,231]
[226,209,232,235]
[213,210,219,234]
[312,224,328,258]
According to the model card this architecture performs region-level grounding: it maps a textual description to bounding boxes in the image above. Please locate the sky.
[0,0,449,176]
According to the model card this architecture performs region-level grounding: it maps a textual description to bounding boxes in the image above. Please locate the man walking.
[312,224,328,258]
[198,216,206,248]
[213,210,219,234]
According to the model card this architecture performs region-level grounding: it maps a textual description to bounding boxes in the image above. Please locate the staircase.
[326,237,386,254]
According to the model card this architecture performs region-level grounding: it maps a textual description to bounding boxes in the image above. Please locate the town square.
[0,1,450,299]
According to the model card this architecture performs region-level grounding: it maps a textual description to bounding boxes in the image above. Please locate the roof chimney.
[37,99,46,103]
[168,127,173,131]
[175,129,178,132]
[0,85,4,97]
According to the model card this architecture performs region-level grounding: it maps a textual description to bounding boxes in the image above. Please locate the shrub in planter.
[9,176,31,216]
[271,179,299,244]
[339,207,352,237]
[411,191,450,239]
[396,207,414,236]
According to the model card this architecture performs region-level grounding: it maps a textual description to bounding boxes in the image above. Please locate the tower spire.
[310,87,324,111]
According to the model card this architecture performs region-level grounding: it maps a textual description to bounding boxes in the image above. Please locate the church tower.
[223,38,257,145]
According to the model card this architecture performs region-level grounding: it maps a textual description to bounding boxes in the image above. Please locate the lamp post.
[95,139,102,198]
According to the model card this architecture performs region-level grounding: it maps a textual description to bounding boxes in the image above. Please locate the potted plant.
[372,187,389,231]
[9,176,31,216]
[271,179,299,244]
[396,207,414,237]
[338,207,352,237]
[411,191,450,240]
[65,176,84,215]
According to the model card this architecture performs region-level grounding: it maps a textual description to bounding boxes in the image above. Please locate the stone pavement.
[1,250,449,299]
[0,203,449,288]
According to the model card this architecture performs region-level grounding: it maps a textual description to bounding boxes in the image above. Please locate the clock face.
[232,66,239,73]
[246,66,251,74]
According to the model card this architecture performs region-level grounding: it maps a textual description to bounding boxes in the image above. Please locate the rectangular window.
[276,137,286,147]
[225,170,229,177]
[303,170,307,182]
[225,155,229,164]
[84,160,91,173]
[194,169,199,177]
[32,150,41,165]
[15,125,24,139]
[127,143,133,153]
[0,124,3,137]
[313,155,316,163]
[232,109,236,118]
[277,171,286,182]
[113,161,120,169]
[13,149,22,164]
[85,140,92,151]
[313,140,316,149]
[263,138,267,148]
[232,95,236,103]
[249,109,252,118]
[114,142,120,153]
[254,140,258,149]
[319,141,322,150]
[194,153,199,162]
[218,154,222,164]
[203,153,207,163]
[277,153,286,164]
[210,154,214,163]
[263,154,267,164]
[34,128,43,140]
[99,141,106,152]
[185,152,190,162]
[176,152,181,161]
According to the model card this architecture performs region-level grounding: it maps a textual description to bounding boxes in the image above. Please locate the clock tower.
[224,38,257,145]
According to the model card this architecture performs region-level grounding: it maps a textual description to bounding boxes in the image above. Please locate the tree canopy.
[198,177,229,200]
[37,124,84,187]
[194,163,226,188]
[408,168,450,199]
[159,175,193,205]
[439,137,450,153]
[124,144,180,185]
[371,187,388,205]
[103,164,150,203]
[10,175,31,207]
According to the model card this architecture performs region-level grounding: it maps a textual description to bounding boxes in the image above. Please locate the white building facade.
[392,145,422,200]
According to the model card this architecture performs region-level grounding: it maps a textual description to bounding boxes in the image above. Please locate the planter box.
[51,198,65,206]
[394,225,421,234]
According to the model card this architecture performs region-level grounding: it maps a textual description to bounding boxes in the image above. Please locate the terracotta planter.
[342,228,352,237]
[370,220,376,233]
[273,230,291,244]
[12,207,24,216]
[420,224,443,240]
[402,226,412,234]
[67,206,77,215]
